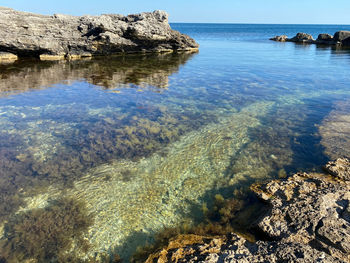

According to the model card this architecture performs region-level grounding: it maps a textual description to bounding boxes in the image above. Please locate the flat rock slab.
[0,7,199,59]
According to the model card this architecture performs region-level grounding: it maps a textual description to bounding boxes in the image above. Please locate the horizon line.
[169,22,350,26]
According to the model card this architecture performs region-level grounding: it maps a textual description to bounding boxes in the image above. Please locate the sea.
[1,24,350,261]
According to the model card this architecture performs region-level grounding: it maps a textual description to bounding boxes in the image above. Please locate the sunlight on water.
[1,24,350,262]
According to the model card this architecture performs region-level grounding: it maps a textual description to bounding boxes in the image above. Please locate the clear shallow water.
[1,24,350,261]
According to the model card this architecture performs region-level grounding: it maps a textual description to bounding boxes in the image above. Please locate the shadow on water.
[0,51,198,96]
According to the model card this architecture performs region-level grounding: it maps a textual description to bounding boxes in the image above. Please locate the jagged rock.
[0,7,198,59]
[146,159,350,262]
[334,31,350,42]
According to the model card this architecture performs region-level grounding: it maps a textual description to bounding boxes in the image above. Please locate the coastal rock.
[270,31,350,46]
[269,35,288,42]
[334,31,350,42]
[0,7,198,59]
[290,32,315,43]
[146,159,350,262]
[317,33,333,41]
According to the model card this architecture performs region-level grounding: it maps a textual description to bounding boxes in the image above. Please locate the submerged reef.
[145,158,350,262]
[0,197,93,263]
[270,31,350,47]
[0,7,198,60]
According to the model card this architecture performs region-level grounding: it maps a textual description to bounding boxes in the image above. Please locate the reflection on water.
[0,51,197,97]
[1,24,350,262]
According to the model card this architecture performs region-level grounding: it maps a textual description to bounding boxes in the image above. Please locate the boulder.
[290,32,315,43]
[270,35,288,42]
[317,33,333,41]
[0,7,199,60]
[334,31,350,42]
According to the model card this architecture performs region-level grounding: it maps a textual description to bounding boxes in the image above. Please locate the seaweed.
[130,194,246,263]
[0,197,94,263]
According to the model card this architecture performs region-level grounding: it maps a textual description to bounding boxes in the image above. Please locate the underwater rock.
[270,30,350,46]
[146,158,350,262]
[0,7,198,59]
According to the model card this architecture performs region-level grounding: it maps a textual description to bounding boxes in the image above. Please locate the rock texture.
[146,158,350,262]
[0,7,198,60]
[270,31,350,46]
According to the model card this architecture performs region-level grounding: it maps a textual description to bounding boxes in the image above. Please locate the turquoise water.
[1,24,350,261]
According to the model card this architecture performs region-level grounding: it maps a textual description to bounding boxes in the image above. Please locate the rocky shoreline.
[0,7,198,61]
[270,31,350,46]
[146,158,350,262]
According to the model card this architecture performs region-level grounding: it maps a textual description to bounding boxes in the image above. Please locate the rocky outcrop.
[0,7,198,60]
[270,31,350,46]
[146,158,350,262]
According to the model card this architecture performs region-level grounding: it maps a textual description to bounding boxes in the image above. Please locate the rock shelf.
[0,7,199,61]
[146,158,350,262]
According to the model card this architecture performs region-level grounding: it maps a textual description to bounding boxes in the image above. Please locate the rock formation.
[270,31,350,47]
[0,7,198,60]
[146,158,350,262]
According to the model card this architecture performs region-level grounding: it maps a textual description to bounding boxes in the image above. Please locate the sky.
[0,0,349,24]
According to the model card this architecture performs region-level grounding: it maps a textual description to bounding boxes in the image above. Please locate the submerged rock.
[0,7,199,59]
[270,30,350,47]
[146,158,350,262]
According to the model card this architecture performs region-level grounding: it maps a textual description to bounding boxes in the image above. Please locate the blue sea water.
[1,24,350,261]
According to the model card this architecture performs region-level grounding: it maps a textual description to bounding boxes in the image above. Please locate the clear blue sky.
[0,0,349,24]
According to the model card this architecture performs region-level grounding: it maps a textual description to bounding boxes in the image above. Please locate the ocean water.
[1,24,350,261]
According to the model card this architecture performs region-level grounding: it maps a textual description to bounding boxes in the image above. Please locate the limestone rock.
[146,159,350,262]
[0,7,198,59]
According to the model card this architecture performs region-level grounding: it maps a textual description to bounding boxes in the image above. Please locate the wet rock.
[146,159,350,262]
[0,7,198,59]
